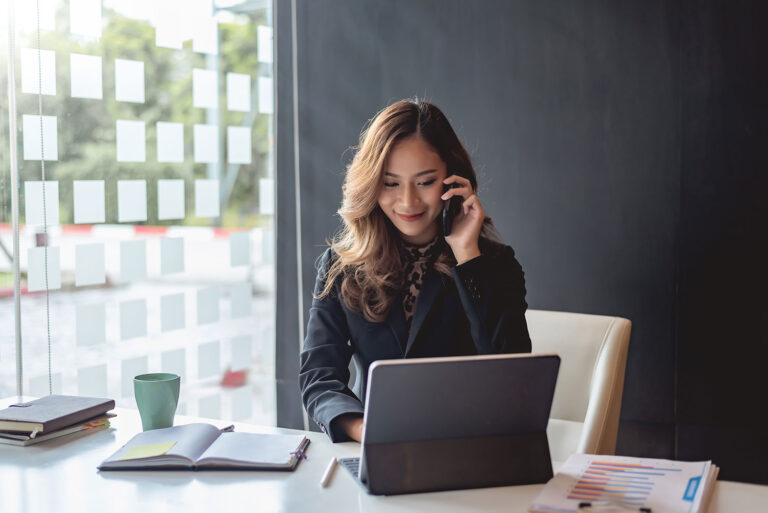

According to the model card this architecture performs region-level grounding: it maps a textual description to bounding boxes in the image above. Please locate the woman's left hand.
[442,175,484,265]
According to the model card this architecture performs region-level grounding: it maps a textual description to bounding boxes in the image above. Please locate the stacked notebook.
[530,453,719,513]
[0,395,115,446]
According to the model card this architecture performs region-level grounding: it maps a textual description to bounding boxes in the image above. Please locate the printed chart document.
[99,423,309,471]
[530,454,718,513]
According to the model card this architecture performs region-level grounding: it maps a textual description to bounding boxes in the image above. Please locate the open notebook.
[98,423,309,471]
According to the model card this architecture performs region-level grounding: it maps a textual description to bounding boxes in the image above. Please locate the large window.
[0,0,276,424]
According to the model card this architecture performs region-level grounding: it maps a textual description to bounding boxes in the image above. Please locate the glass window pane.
[1,0,276,426]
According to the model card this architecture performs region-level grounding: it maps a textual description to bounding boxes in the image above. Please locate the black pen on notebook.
[320,457,338,487]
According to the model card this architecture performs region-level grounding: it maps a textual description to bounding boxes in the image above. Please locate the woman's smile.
[397,212,425,222]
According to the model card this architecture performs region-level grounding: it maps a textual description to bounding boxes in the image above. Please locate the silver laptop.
[339,353,561,495]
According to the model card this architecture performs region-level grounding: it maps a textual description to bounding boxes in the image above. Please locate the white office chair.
[526,309,631,464]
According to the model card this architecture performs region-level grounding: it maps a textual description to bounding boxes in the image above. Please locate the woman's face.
[377,136,447,245]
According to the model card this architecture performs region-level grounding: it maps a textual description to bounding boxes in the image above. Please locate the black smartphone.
[442,182,463,236]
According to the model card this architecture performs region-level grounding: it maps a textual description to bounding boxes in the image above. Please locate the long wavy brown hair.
[317,99,500,322]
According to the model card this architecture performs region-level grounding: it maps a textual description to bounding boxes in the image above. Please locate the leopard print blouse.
[400,236,442,331]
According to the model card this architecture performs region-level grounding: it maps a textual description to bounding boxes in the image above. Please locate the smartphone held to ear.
[442,183,463,236]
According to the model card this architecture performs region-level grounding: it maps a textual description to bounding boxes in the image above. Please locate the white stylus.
[320,457,338,487]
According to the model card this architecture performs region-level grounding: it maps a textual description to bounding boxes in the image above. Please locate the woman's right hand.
[336,413,364,442]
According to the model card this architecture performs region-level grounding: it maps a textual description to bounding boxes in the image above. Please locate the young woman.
[299,99,531,442]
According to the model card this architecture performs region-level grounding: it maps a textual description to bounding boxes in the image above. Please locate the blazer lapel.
[385,292,408,356]
[404,269,443,356]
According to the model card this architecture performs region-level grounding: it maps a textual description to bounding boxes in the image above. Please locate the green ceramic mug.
[133,373,180,431]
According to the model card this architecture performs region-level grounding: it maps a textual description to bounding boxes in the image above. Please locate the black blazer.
[299,239,532,442]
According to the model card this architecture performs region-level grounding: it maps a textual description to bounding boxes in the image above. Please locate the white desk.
[1,400,767,513]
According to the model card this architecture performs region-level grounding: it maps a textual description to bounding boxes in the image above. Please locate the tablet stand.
[362,432,553,495]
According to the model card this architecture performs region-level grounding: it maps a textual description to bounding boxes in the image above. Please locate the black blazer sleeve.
[299,248,364,442]
[451,244,532,354]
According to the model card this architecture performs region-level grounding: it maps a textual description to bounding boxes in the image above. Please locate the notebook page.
[196,432,306,467]
[103,423,221,466]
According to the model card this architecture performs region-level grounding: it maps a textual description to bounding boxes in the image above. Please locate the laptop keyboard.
[338,457,360,479]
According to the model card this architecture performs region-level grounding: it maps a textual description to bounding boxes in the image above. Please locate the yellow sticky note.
[119,441,177,461]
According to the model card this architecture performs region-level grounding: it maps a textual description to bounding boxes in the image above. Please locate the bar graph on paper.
[566,460,681,507]
[530,454,719,513]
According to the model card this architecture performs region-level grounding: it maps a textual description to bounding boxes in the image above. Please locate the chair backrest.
[526,309,631,461]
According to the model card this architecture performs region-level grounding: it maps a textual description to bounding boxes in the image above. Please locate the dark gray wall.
[276,0,768,481]
[676,2,768,483]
